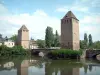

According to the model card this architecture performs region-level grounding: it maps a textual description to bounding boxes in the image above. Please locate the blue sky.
[0,0,100,41]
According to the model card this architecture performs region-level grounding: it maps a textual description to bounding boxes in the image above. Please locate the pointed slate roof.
[63,11,78,20]
[19,25,29,31]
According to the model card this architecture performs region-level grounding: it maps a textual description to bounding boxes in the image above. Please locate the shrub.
[0,45,28,56]
[47,49,82,59]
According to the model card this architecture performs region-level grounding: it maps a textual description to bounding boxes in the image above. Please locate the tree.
[54,30,60,47]
[80,40,86,49]
[37,39,45,48]
[45,26,54,48]
[5,36,8,41]
[10,34,17,42]
[0,34,2,38]
[93,41,100,49]
[84,33,88,48]
[88,34,93,47]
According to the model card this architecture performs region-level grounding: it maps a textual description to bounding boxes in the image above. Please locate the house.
[29,39,38,49]
[0,34,15,47]
[4,40,15,48]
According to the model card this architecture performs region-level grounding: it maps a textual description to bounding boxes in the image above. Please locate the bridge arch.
[86,50,100,58]
[92,53,100,58]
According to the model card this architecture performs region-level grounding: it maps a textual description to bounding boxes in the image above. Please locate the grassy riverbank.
[0,45,30,56]
[47,49,82,59]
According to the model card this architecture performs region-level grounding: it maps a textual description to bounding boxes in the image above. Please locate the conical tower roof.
[63,11,78,20]
[19,25,29,31]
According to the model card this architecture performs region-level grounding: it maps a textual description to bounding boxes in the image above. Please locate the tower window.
[70,19,71,22]
[76,20,78,23]
[65,20,66,23]
[67,20,68,23]
[62,20,63,24]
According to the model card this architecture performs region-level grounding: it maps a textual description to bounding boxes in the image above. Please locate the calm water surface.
[0,56,100,75]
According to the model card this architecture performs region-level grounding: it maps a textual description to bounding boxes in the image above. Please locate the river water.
[0,56,100,75]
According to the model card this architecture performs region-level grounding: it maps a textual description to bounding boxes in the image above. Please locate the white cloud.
[56,0,100,41]
[56,6,88,13]
[0,1,100,41]
[0,3,8,16]
[56,4,89,13]
[79,15,100,41]
[0,9,60,40]
[80,16,100,24]
[56,7,68,13]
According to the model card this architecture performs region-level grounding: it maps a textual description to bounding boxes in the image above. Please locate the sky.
[0,0,100,41]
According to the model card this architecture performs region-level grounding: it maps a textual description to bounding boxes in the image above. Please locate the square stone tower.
[61,11,80,50]
[17,25,29,49]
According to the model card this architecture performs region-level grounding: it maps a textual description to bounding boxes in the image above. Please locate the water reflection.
[45,60,81,75]
[0,57,100,75]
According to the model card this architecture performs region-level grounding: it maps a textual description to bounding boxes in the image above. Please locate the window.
[62,20,63,24]
[68,42,69,46]
[70,19,71,22]
[65,20,66,23]
[23,30,25,32]
[67,20,68,23]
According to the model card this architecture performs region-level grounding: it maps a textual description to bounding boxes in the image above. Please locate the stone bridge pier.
[31,49,57,56]
[86,50,100,58]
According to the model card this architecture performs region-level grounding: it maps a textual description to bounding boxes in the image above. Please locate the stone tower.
[17,25,29,49]
[61,11,80,50]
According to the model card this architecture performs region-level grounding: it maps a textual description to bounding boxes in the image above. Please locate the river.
[0,56,100,75]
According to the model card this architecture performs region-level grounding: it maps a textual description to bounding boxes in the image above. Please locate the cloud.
[91,0,100,7]
[0,0,100,41]
[80,16,100,24]
[56,6,89,13]
[56,0,100,41]
[0,9,60,40]
[79,15,100,41]
[0,3,8,16]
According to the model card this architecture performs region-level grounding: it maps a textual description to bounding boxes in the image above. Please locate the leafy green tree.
[54,30,60,47]
[45,26,54,48]
[88,34,93,47]
[10,34,17,42]
[93,41,100,49]
[37,39,45,48]
[0,34,2,38]
[80,40,86,49]
[84,33,88,48]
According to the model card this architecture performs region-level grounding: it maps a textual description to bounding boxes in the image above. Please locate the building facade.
[61,11,80,50]
[4,40,15,47]
[17,25,29,49]
[29,39,38,49]
[0,34,15,47]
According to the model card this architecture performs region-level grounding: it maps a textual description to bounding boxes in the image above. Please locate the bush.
[47,49,82,59]
[0,45,29,56]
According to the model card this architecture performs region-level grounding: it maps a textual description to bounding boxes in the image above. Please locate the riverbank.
[0,45,30,57]
[47,49,82,59]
